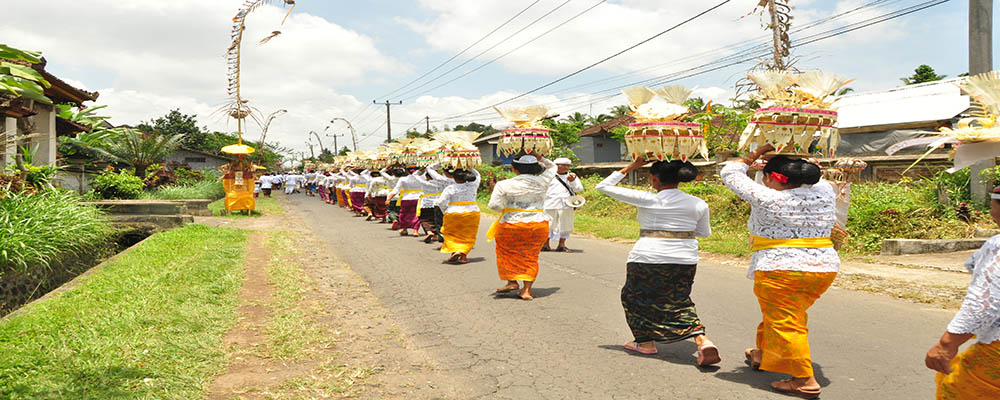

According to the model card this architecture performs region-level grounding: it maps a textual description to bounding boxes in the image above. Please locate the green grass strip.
[0,224,248,399]
[208,195,284,217]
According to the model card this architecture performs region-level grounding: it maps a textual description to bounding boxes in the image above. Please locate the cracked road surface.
[288,196,954,399]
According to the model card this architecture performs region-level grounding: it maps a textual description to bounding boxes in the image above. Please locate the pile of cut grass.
[0,224,248,399]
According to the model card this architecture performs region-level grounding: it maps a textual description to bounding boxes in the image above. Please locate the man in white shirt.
[543,157,584,252]
[284,173,297,195]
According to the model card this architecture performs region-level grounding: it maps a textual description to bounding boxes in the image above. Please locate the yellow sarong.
[754,270,836,378]
[495,221,549,282]
[936,340,1000,399]
[440,208,481,255]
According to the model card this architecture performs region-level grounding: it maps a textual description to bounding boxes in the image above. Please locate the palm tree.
[586,114,614,125]
[609,104,631,118]
[561,112,588,124]
[108,129,183,177]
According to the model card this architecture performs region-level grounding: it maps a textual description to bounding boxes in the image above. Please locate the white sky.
[2,0,990,155]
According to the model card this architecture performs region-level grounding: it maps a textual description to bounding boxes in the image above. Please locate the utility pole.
[373,100,402,142]
[425,116,430,135]
[330,118,358,151]
[970,0,994,206]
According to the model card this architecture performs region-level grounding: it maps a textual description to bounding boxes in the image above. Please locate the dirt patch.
[203,197,460,399]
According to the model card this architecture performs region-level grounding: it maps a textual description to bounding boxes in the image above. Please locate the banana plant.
[0,44,51,105]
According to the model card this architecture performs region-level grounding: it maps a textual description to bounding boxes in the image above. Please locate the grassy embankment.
[479,174,992,256]
[0,225,248,399]
[139,179,225,201]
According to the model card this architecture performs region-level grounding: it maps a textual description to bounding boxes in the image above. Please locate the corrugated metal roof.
[835,78,970,129]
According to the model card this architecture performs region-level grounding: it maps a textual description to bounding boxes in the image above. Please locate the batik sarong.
[936,340,1000,399]
[440,212,481,255]
[622,263,705,343]
[754,270,836,378]
[398,199,421,231]
[494,221,549,281]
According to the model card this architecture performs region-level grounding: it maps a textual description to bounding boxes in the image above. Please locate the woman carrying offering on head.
[721,144,837,399]
[436,168,482,264]
[595,156,719,366]
[487,152,556,301]
[925,185,1000,400]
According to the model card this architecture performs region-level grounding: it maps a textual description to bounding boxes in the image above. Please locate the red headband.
[769,172,789,184]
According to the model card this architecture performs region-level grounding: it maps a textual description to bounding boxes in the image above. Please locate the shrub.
[0,190,112,271]
[2,163,59,190]
[173,167,204,186]
[140,179,224,200]
[91,168,144,199]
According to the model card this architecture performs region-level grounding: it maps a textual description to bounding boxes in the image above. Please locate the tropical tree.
[586,113,614,125]
[337,146,350,156]
[542,119,583,161]
[561,112,588,124]
[901,65,947,85]
[107,129,183,177]
[609,104,631,118]
[137,109,204,149]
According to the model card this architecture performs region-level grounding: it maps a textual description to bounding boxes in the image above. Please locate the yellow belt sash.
[396,189,423,208]
[415,192,442,217]
[751,235,834,252]
[486,208,543,242]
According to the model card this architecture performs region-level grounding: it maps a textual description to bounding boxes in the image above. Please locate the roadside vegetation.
[477,168,996,256]
[0,225,248,399]
[208,194,283,217]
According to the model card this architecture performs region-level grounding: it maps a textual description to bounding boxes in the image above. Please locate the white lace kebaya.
[720,162,841,279]
[946,235,1000,344]
[488,158,557,224]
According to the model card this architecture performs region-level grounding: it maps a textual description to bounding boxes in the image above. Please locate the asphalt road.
[286,195,958,399]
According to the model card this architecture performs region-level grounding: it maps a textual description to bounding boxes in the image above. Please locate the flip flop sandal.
[540,247,552,252]
[623,341,658,355]
[554,247,572,253]
[745,348,761,370]
[695,344,721,366]
[771,379,821,399]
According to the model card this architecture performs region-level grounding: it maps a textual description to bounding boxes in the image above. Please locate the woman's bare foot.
[519,290,533,301]
[771,377,821,398]
[456,253,470,264]
[496,282,519,293]
[745,348,762,369]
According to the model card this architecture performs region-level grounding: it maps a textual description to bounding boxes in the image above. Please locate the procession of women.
[254,72,1000,400]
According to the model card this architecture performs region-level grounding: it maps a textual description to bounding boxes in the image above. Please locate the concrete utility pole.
[324,126,343,154]
[330,117,358,151]
[970,0,994,206]
[425,116,430,135]
[373,100,402,142]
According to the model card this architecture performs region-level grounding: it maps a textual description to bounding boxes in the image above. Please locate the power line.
[432,0,732,122]
[391,0,575,100]
[432,0,948,124]
[401,0,607,102]
[376,0,542,99]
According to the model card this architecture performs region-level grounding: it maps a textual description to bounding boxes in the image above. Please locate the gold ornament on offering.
[494,105,554,156]
[433,131,483,169]
[621,85,708,162]
[738,71,853,157]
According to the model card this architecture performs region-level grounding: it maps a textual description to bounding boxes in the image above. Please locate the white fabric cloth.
[488,158,557,224]
[544,173,585,210]
[419,164,454,208]
[720,162,840,279]
[345,169,371,193]
[946,235,1000,344]
[545,208,575,239]
[379,170,399,197]
[305,172,317,183]
[366,176,392,198]
[260,175,273,189]
[436,169,481,214]
[596,171,710,265]
[390,171,425,201]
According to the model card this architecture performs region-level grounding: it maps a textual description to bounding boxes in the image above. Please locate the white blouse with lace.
[437,169,482,214]
[946,235,1000,344]
[488,159,557,224]
[720,162,841,279]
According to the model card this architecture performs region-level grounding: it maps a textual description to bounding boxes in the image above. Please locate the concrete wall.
[571,135,624,164]
[52,170,96,193]
[165,149,229,171]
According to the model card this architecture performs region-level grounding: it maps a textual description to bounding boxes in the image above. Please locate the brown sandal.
[770,379,821,399]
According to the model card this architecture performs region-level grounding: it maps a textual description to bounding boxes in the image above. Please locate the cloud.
[0,0,404,154]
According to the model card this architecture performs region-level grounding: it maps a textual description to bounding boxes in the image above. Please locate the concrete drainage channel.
[87,200,212,230]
